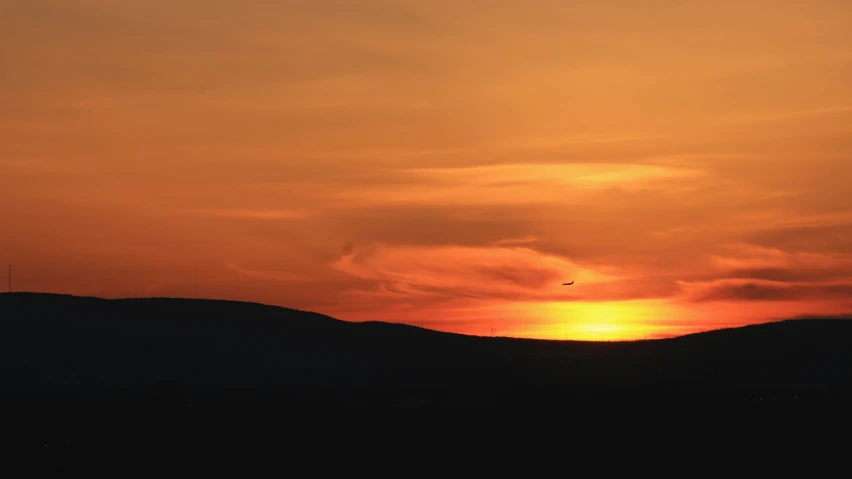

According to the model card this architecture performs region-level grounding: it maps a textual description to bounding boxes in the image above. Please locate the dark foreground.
[2,293,852,456]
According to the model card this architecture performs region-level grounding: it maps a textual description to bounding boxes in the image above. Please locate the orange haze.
[2,1,852,340]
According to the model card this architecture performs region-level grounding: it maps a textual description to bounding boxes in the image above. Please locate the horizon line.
[3,290,850,343]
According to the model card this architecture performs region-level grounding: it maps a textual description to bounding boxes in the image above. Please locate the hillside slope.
[2,292,852,445]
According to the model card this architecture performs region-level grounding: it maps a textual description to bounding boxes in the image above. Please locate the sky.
[2,0,852,340]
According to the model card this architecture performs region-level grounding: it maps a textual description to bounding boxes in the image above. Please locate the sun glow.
[501,300,684,341]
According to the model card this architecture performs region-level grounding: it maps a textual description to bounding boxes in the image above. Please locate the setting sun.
[500,300,683,341]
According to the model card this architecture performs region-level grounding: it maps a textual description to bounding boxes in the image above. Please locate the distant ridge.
[3,292,852,446]
[2,291,850,342]
[0,291,340,320]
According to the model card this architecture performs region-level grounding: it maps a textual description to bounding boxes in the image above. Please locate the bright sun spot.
[500,300,682,341]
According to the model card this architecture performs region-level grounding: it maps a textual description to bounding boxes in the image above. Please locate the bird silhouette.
[562,281,574,286]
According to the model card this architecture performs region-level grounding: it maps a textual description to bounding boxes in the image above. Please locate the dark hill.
[2,292,852,449]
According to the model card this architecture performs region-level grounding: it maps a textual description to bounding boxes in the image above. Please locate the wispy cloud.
[709,243,852,271]
[492,235,538,246]
[183,209,311,219]
[760,211,852,231]
[676,241,852,303]
[304,134,664,161]
[329,242,623,303]
[721,106,852,124]
[679,278,852,303]
[225,262,312,281]
[324,163,706,208]
[406,163,704,188]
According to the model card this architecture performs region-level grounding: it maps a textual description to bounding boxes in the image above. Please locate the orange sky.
[2,0,852,340]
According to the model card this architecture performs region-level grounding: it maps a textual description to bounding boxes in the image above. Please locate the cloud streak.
[225,262,313,282]
[184,209,311,219]
[324,163,706,208]
[680,279,852,303]
[329,242,625,303]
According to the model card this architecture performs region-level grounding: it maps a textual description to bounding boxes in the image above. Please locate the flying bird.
[562,281,574,286]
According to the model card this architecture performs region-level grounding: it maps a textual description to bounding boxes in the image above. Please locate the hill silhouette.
[2,292,852,450]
